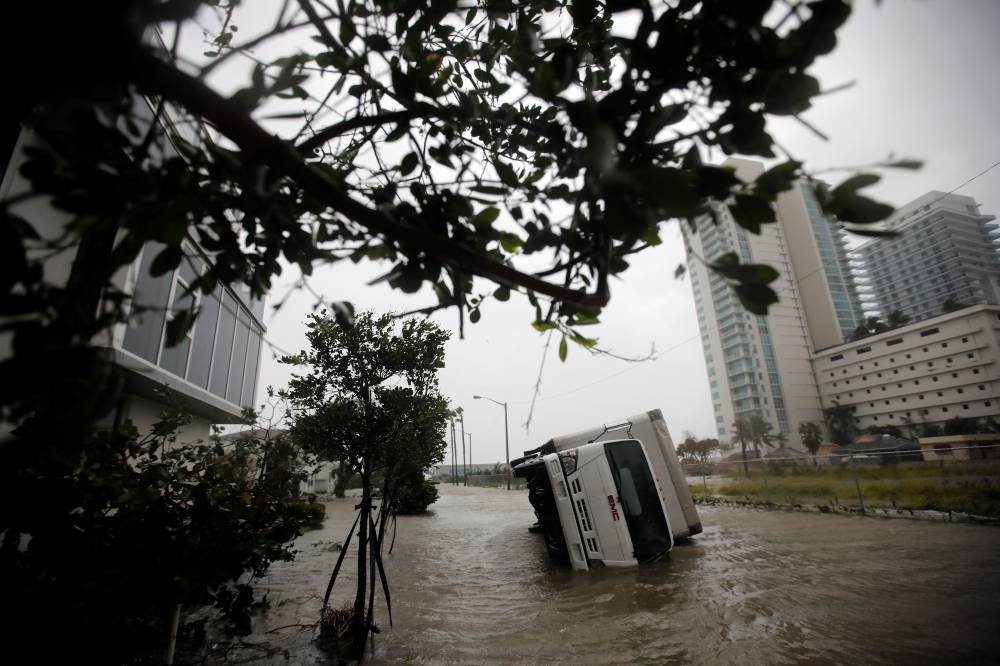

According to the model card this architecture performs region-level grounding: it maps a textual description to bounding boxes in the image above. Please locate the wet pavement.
[230,484,1000,664]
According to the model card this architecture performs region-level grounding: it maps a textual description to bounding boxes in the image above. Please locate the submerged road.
[235,484,1000,664]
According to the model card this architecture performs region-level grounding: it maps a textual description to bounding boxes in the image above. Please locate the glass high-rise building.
[683,158,865,443]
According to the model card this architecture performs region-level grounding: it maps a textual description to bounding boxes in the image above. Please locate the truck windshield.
[604,440,671,563]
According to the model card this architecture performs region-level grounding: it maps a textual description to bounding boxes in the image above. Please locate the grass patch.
[691,467,1000,518]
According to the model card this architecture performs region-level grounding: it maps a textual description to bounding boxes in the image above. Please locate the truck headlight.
[558,450,578,475]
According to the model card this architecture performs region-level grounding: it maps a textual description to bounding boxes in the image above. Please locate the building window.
[974,369,981,374]
[887,338,903,347]
[920,328,939,337]
[968,353,975,359]
[963,404,969,410]
[858,347,871,355]
[831,354,844,361]
[942,407,949,413]
[902,397,907,402]
[942,343,948,348]
[962,337,968,343]
[979,385,986,390]
[987,402,993,407]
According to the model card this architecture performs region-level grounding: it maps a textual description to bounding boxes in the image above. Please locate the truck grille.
[576,498,593,532]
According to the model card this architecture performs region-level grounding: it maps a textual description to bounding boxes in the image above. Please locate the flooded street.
[239,484,1000,664]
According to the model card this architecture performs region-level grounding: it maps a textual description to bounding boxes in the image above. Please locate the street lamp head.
[473,395,481,400]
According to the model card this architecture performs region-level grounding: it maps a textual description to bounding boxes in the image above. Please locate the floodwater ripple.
[237,485,1000,665]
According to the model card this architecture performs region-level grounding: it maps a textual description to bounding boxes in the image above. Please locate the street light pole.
[474,394,511,491]
[465,432,472,482]
[459,410,467,486]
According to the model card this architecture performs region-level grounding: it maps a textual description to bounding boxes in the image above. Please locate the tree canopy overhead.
[2,0,913,425]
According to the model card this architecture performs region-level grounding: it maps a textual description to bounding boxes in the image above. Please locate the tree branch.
[134,49,609,308]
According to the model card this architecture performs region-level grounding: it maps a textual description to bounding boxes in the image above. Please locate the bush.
[286,500,326,531]
[396,477,439,514]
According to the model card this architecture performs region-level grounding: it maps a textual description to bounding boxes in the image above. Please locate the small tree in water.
[282,311,449,660]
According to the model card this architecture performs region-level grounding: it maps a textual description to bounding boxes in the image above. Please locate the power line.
[529,333,702,403]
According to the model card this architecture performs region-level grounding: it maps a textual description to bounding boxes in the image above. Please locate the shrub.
[396,477,440,514]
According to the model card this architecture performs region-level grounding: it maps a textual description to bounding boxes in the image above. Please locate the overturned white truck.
[512,409,700,570]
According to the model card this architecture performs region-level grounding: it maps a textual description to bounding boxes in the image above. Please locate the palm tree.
[823,401,857,447]
[732,417,753,478]
[732,413,774,475]
[747,413,774,456]
[886,310,911,329]
[798,421,822,465]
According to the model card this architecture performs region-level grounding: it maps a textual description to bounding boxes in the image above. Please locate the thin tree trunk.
[351,471,370,660]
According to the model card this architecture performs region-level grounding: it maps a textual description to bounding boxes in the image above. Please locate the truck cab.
[514,439,673,570]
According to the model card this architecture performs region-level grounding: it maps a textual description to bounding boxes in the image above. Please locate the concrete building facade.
[811,304,1000,433]
[854,192,1000,322]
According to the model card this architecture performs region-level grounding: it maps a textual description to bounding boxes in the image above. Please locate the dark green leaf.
[833,173,881,196]
[730,194,776,233]
[165,308,197,346]
[754,161,802,196]
[558,335,568,361]
[469,308,481,323]
[494,160,519,187]
[150,246,183,277]
[732,283,780,315]
[399,153,419,176]
[364,34,391,51]
[882,159,924,170]
[470,206,500,227]
[493,286,511,301]
[841,226,898,238]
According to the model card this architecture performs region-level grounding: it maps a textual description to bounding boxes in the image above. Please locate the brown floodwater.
[227,484,1000,664]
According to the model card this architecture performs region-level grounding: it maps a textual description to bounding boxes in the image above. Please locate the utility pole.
[459,410,467,486]
[467,432,473,477]
[450,420,457,486]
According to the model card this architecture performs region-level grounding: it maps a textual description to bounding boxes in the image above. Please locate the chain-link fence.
[438,473,526,489]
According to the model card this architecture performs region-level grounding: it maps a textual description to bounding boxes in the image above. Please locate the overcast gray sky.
[217,0,1000,465]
